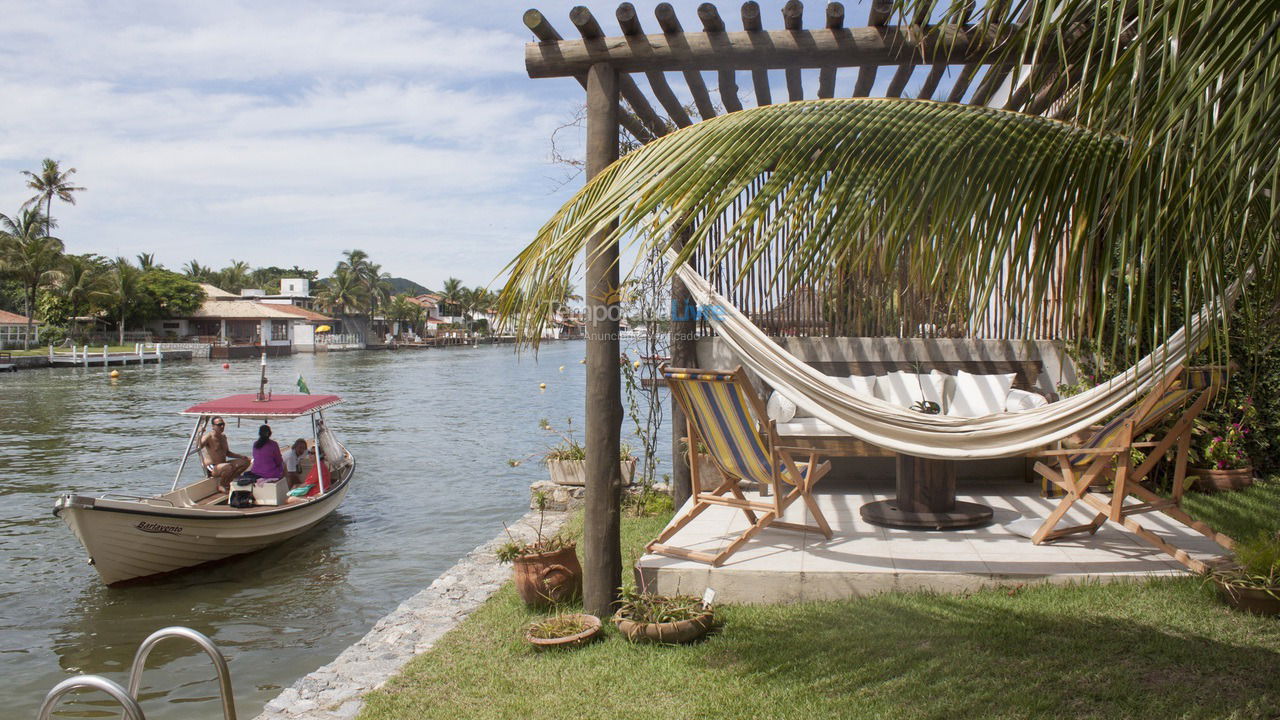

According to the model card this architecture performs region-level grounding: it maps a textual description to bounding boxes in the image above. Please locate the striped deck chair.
[1031,365,1235,572]
[648,365,832,567]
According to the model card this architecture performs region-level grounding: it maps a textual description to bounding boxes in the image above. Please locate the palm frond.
[498,98,1132,345]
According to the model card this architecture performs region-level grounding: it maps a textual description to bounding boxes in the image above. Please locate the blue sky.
[0,1,970,291]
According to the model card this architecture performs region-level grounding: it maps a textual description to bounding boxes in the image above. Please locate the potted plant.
[612,588,715,644]
[497,494,582,608]
[1212,530,1280,616]
[525,612,603,649]
[1192,398,1256,492]
[520,418,637,487]
[679,438,729,491]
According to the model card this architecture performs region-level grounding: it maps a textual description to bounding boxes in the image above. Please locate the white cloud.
[0,0,589,289]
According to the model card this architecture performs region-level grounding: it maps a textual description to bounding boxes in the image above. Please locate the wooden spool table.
[860,454,993,530]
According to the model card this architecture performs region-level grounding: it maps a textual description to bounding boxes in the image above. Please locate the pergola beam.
[571,6,671,138]
[523,9,653,142]
[656,3,718,120]
[526,24,1010,79]
[617,3,693,127]
[699,4,743,112]
[741,1,772,106]
[816,2,844,99]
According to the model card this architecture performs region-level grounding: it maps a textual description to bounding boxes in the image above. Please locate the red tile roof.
[0,309,37,325]
[269,304,332,322]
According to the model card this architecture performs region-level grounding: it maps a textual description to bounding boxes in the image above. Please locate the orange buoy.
[222,363,230,369]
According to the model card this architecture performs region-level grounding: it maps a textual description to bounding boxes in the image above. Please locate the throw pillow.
[766,391,797,424]
[877,370,946,410]
[948,371,1016,417]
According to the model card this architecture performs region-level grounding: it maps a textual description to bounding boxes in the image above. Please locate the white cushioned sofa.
[768,370,1050,442]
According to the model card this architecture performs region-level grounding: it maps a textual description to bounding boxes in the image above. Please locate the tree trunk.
[583,62,622,618]
[118,312,125,345]
[23,286,34,350]
[669,228,697,508]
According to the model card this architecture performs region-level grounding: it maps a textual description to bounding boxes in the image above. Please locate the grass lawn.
[361,483,1280,720]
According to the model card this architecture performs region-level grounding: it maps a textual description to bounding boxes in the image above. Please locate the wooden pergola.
[523,0,1071,615]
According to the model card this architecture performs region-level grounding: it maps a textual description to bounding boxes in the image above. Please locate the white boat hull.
[55,472,352,585]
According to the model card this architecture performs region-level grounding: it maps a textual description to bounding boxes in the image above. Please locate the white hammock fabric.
[669,256,1223,460]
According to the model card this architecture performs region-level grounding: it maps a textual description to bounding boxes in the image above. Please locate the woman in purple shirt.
[251,425,286,480]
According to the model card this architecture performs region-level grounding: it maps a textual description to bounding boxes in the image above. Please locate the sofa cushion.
[947,371,1016,417]
[766,391,797,424]
[877,370,946,410]
[1005,387,1050,412]
[776,416,846,437]
[845,374,878,397]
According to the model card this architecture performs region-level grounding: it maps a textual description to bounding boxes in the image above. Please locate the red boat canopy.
[181,394,342,418]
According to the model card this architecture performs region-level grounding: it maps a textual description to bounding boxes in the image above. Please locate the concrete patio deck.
[634,479,1230,603]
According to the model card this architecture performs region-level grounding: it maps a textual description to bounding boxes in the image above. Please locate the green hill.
[387,277,432,296]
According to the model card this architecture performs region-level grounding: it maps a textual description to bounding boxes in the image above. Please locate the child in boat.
[250,425,285,480]
[302,447,330,497]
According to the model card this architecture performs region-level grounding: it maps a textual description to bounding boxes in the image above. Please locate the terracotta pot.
[694,456,728,491]
[1215,578,1280,616]
[513,544,582,608]
[526,613,602,649]
[1193,466,1255,492]
[613,610,715,644]
[547,458,638,487]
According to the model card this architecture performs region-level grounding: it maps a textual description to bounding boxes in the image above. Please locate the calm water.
[0,342,637,718]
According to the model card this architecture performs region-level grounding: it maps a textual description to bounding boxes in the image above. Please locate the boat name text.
[135,521,183,535]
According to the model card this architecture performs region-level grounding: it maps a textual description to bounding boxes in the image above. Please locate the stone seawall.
[253,507,571,720]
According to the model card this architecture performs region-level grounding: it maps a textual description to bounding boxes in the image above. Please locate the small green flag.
[297,374,310,394]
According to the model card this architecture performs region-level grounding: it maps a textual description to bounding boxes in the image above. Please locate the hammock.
[669,255,1227,460]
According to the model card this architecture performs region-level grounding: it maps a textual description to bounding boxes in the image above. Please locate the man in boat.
[282,438,308,487]
[199,416,251,492]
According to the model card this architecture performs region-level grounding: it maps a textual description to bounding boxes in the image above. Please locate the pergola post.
[583,61,623,617]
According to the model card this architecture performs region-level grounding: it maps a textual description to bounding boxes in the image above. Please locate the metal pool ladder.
[35,626,236,720]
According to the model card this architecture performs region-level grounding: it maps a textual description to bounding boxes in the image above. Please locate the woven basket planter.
[526,613,603,649]
[1215,580,1280,617]
[613,610,714,644]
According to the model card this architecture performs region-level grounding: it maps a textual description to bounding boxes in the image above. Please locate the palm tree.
[217,260,251,293]
[182,260,211,282]
[59,254,108,340]
[96,257,142,345]
[440,277,465,319]
[135,253,159,271]
[499,2,1280,358]
[21,158,85,237]
[314,267,368,319]
[0,208,64,348]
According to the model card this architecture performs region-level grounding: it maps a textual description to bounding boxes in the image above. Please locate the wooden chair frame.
[1031,365,1235,573]
[648,365,832,567]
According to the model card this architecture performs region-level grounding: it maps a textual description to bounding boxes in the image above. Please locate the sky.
[0,1,966,292]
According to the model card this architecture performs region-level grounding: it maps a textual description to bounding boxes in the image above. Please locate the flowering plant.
[1201,398,1257,470]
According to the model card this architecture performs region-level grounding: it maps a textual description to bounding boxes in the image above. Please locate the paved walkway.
[636,481,1228,602]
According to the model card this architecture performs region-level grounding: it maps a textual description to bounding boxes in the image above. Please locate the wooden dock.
[0,352,14,373]
[47,344,168,368]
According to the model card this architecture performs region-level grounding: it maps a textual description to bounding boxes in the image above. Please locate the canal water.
[0,342,663,718]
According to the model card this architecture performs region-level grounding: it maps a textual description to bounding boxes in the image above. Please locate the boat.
[54,386,354,586]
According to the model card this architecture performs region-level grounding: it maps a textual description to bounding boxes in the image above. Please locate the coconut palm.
[182,260,211,282]
[440,277,465,318]
[21,158,85,236]
[314,267,367,318]
[499,1,1280,360]
[217,260,251,293]
[97,257,143,345]
[0,208,65,348]
[135,253,160,271]
[59,254,108,340]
